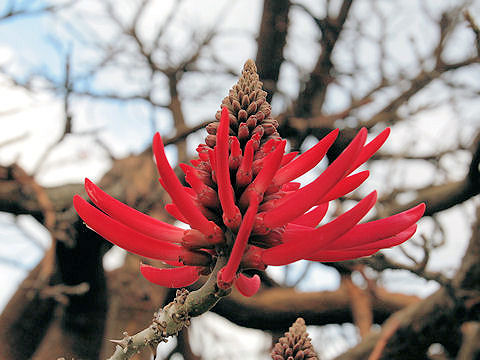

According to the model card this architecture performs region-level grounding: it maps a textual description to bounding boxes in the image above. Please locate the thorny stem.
[107,257,230,360]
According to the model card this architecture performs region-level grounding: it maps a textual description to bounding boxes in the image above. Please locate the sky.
[1,0,480,358]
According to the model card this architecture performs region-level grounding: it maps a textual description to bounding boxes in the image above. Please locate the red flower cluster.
[73,60,424,297]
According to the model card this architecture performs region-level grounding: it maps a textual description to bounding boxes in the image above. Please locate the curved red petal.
[219,195,259,286]
[307,249,379,262]
[165,203,188,223]
[234,274,261,297]
[262,128,367,228]
[349,127,390,173]
[84,178,184,242]
[291,203,329,227]
[216,107,242,229]
[346,224,417,251]
[325,203,425,250]
[308,225,417,259]
[272,129,339,187]
[281,152,298,166]
[236,139,254,187]
[239,140,286,207]
[319,171,369,203]
[261,191,377,266]
[74,195,183,261]
[153,133,222,242]
[140,264,201,288]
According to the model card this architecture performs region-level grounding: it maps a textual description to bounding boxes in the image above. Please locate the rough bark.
[256,0,290,102]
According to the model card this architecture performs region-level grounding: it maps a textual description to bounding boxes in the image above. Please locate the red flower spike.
[153,133,223,243]
[239,140,286,208]
[236,139,254,187]
[234,273,261,297]
[74,60,424,293]
[319,170,370,203]
[291,203,329,227]
[218,194,259,288]
[140,264,201,288]
[260,128,367,229]
[349,127,390,173]
[73,195,210,266]
[272,129,339,188]
[84,178,184,242]
[216,107,242,230]
[261,191,377,266]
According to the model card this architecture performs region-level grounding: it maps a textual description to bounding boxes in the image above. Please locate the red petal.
[344,224,417,251]
[236,139,254,187]
[281,152,298,166]
[74,195,184,261]
[319,171,369,202]
[307,249,379,262]
[234,274,261,297]
[240,245,267,270]
[272,129,338,187]
[181,164,219,208]
[84,178,184,242]
[153,133,222,242]
[165,203,188,223]
[281,182,301,191]
[349,128,390,173]
[216,107,242,229]
[261,128,367,228]
[291,203,329,227]
[229,136,242,169]
[218,195,259,287]
[261,191,377,266]
[140,264,201,288]
[324,203,425,250]
[239,140,286,208]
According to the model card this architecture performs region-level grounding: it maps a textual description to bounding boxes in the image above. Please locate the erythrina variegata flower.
[73,60,425,297]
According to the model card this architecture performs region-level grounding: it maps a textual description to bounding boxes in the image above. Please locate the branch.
[382,131,480,217]
[294,0,354,117]
[256,0,290,101]
[106,257,230,360]
[0,1,75,23]
[212,281,419,331]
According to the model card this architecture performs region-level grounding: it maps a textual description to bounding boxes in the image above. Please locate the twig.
[367,314,401,360]
[39,282,90,305]
[0,133,29,148]
[465,10,480,54]
[107,257,230,360]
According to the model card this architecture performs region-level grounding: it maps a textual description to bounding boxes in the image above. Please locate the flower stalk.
[107,257,230,360]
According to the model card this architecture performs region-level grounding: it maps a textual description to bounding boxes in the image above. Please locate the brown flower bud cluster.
[206,59,280,148]
[271,318,318,360]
